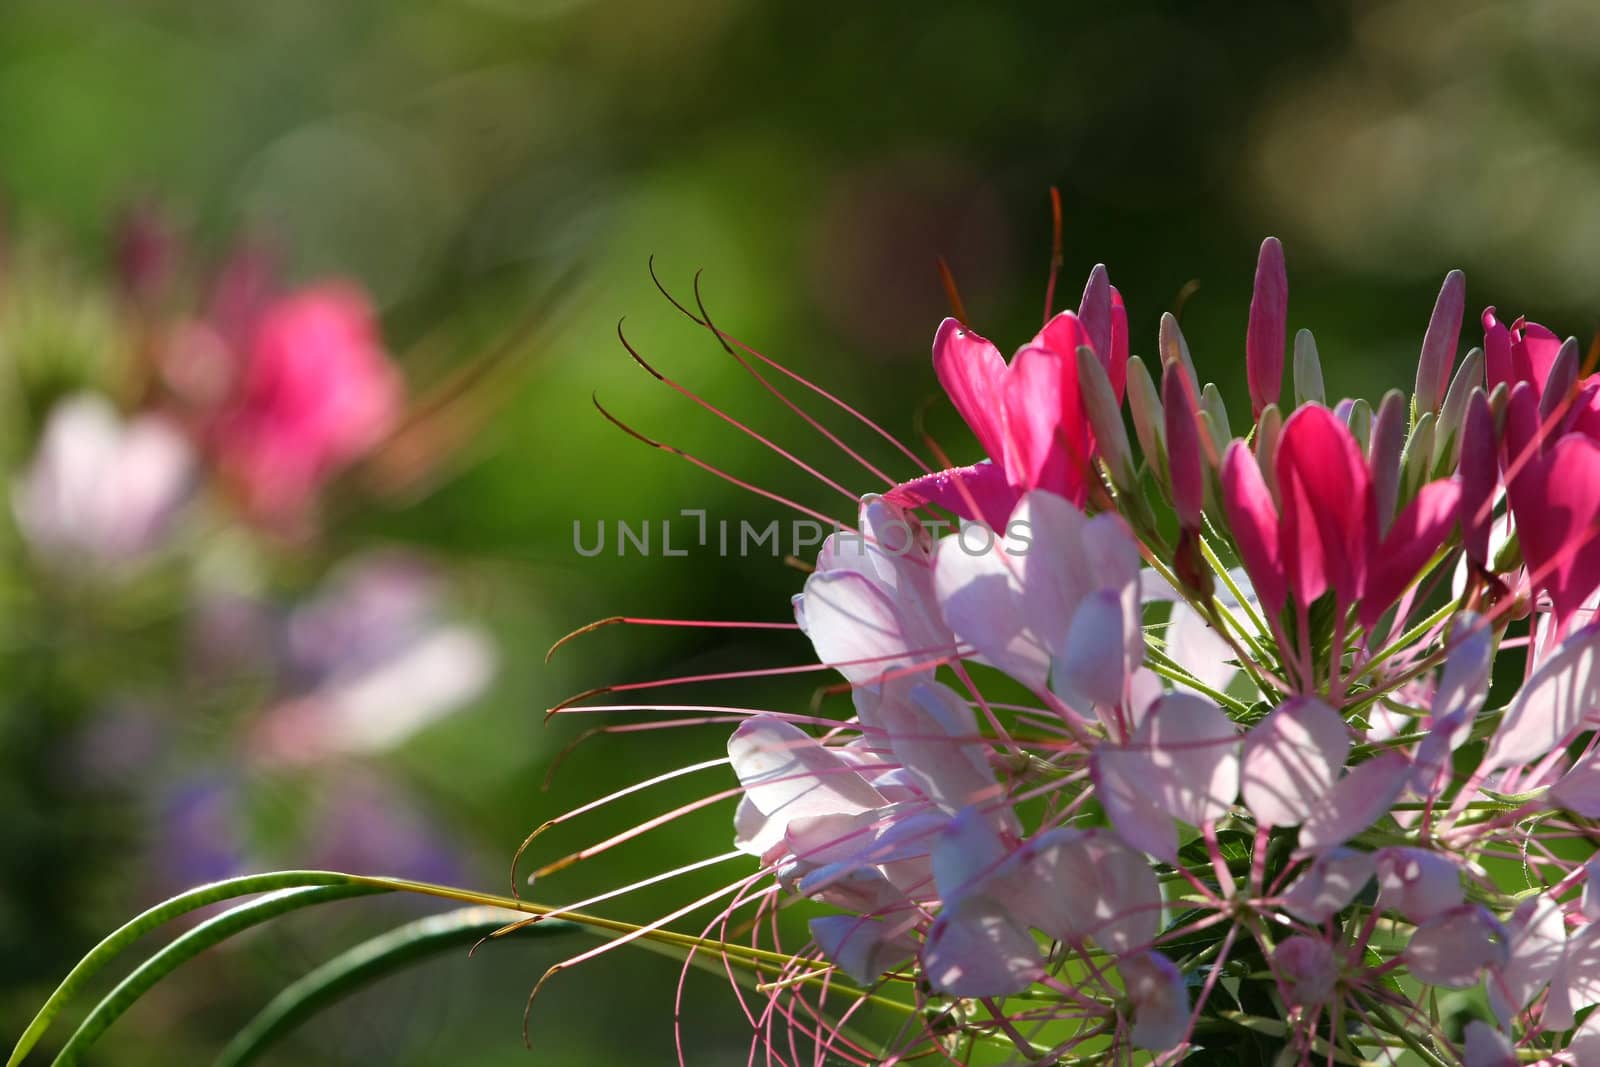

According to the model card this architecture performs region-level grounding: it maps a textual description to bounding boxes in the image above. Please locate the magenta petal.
[1298,750,1409,852]
[1406,904,1509,988]
[1507,433,1600,632]
[1240,697,1349,828]
[1163,364,1205,528]
[1002,344,1073,492]
[921,899,1043,998]
[885,461,1017,530]
[932,317,1008,463]
[1517,320,1563,395]
[1122,950,1190,1052]
[1221,441,1287,616]
[1246,236,1288,417]
[1361,478,1462,628]
[1459,390,1499,566]
[1276,404,1372,608]
[1484,308,1515,393]
[1482,621,1600,772]
[1108,286,1129,401]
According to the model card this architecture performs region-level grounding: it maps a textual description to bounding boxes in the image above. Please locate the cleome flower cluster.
[556,238,1600,1066]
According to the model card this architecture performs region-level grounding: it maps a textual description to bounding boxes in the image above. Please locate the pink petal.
[1276,404,1372,608]
[885,461,1017,530]
[932,317,1008,464]
[1002,827,1160,955]
[1376,846,1463,922]
[877,682,998,815]
[1275,936,1338,1007]
[1221,440,1287,615]
[1462,1021,1517,1067]
[728,716,885,851]
[796,570,922,685]
[1246,236,1288,417]
[1122,950,1190,1052]
[1551,754,1600,817]
[933,527,1050,690]
[1361,477,1462,627]
[1093,743,1180,863]
[930,804,1010,900]
[1281,848,1377,923]
[1489,896,1565,1026]
[1406,904,1509,987]
[1053,589,1131,711]
[1482,621,1600,772]
[1133,692,1241,827]
[1240,696,1349,828]
[810,914,917,985]
[921,899,1043,998]
[1298,750,1410,852]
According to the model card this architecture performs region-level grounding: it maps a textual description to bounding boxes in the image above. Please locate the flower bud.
[1163,364,1204,528]
[1076,346,1135,494]
[1246,236,1287,418]
[1292,328,1325,407]
[1158,311,1198,389]
[1369,389,1407,536]
[1126,355,1166,481]
[1433,345,1484,472]
[1414,269,1465,414]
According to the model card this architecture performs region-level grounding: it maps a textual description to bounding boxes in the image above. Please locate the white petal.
[1483,622,1600,772]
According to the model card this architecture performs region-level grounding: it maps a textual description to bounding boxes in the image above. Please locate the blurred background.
[1,0,1596,1063]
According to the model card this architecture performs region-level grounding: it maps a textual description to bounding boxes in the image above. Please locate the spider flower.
[544,236,1600,1067]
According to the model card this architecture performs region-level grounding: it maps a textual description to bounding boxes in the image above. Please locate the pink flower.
[888,269,1128,524]
[1221,404,1460,628]
[210,283,402,521]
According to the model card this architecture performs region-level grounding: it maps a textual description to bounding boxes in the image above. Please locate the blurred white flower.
[13,393,194,569]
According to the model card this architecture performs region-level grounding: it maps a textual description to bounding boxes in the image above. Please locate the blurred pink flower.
[13,393,194,569]
[210,283,402,521]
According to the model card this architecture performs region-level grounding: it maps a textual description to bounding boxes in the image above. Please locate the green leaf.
[213,906,581,1067]
[10,870,365,1067]
[48,882,388,1065]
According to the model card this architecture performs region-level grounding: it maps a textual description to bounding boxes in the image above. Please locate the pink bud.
[1246,237,1288,418]
[1414,270,1466,413]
